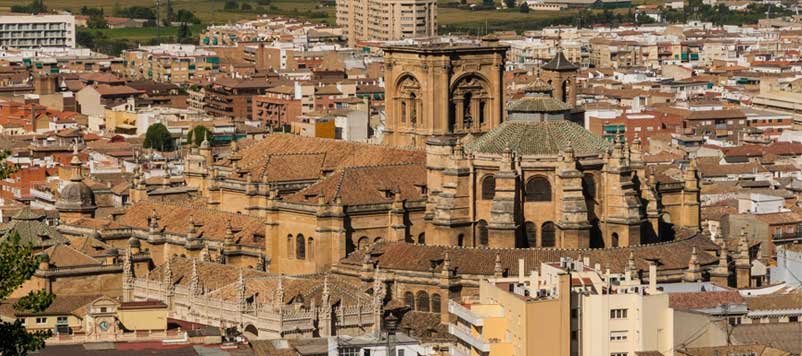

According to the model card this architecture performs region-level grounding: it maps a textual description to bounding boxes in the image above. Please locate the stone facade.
[382,39,508,149]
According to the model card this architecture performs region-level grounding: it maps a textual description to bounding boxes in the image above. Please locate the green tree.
[143,123,176,152]
[87,15,108,29]
[175,9,201,24]
[519,2,529,12]
[504,0,516,8]
[482,0,495,6]
[241,2,253,10]
[224,0,239,10]
[0,232,54,356]
[186,125,212,147]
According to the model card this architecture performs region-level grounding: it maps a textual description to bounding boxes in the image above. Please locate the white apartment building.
[336,0,437,46]
[0,14,75,48]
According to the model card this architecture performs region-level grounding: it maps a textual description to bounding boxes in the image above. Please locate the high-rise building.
[336,0,437,46]
[0,14,75,48]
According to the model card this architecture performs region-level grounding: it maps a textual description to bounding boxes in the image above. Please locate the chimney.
[648,262,658,293]
[518,259,525,283]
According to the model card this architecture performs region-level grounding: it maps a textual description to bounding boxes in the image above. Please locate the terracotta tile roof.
[677,345,790,356]
[668,290,744,310]
[93,84,145,97]
[114,201,265,248]
[753,212,802,225]
[731,323,802,354]
[284,164,426,206]
[697,160,768,178]
[745,292,802,311]
[0,294,101,317]
[225,134,424,178]
[44,244,103,268]
[258,153,325,183]
[341,231,718,276]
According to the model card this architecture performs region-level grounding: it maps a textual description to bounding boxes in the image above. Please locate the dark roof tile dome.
[465,120,610,156]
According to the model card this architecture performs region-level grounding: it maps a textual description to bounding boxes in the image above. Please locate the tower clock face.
[99,320,110,331]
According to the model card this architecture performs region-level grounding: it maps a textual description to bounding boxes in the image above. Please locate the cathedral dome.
[465,120,610,157]
[56,146,96,215]
[56,181,96,212]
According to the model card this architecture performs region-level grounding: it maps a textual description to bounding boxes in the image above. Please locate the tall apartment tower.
[0,15,75,48]
[382,38,508,148]
[336,0,437,46]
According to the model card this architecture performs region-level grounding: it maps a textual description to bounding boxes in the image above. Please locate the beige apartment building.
[336,0,437,46]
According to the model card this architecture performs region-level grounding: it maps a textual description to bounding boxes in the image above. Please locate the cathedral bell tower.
[382,38,509,148]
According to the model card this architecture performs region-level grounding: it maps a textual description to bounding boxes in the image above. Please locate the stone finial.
[322,274,330,303]
[190,258,201,296]
[494,253,503,278]
[562,145,575,162]
[188,215,197,235]
[122,248,133,288]
[200,243,211,262]
[224,219,234,247]
[237,267,246,310]
[163,257,173,292]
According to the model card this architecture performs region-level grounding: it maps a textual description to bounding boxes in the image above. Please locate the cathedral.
[58,40,708,294]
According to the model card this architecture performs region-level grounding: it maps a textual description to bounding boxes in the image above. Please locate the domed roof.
[523,78,553,94]
[56,181,96,212]
[541,50,578,72]
[507,96,572,113]
[56,146,96,213]
[465,120,610,157]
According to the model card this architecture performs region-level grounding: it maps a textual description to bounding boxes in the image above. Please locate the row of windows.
[481,174,597,202]
[403,291,441,313]
[287,234,314,260]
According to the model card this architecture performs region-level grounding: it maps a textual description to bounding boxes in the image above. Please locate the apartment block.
[0,15,75,48]
[121,44,220,85]
[336,0,437,46]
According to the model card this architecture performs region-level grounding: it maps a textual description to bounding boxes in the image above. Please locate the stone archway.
[449,74,491,133]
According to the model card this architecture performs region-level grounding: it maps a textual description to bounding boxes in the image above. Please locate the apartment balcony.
[449,324,490,353]
[448,300,484,326]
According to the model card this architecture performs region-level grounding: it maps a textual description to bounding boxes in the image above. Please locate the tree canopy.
[143,123,176,152]
[0,232,54,356]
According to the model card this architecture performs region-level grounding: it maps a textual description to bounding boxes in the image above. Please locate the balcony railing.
[448,324,490,353]
[448,300,484,326]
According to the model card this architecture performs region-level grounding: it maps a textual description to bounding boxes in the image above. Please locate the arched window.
[463,92,473,129]
[287,234,294,259]
[409,93,417,124]
[525,177,552,202]
[582,174,596,200]
[357,236,369,250]
[481,175,496,200]
[611,233,619,248]
[416,291,430,312]
[457,234,465,247]
[479,101,486,126]
[404,292,415,308]
[431,294,442,313]
[400,101,407,123]
[307,237,314,259]
[404,235,414,243]
[374,237,382,243]
[541,222,556,248]
[477,220,489,247]
[417,233,426,245]
[296,234,306,260]
[562,80,570,103]
[525,222,537,248]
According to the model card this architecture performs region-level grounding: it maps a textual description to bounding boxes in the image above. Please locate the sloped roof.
[0,207,66,248]
[465,120,610,157]
[541,51,578,72]
[284,163,426,206]
[341,231,718,276]
[507,96,572,113]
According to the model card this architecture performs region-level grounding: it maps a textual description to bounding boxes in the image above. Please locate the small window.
[56,316,68,324]
[36,317,47,324]
[610,309,628,319]
[525,177,552,202]
[481,175,496,200]
[610,331,628,341]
